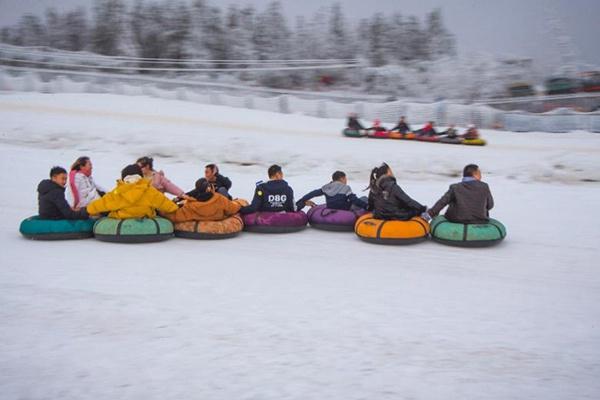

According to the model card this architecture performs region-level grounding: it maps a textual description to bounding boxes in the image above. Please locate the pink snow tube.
[243,211,308,233]
[307,204,366,232]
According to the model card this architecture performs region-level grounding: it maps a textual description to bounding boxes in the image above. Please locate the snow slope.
[1,92,599,400]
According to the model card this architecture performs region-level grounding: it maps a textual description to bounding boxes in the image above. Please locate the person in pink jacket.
[136,156,184,197]
[69,156,106,208]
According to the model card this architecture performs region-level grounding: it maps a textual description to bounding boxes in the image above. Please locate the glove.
[420,211,432,222]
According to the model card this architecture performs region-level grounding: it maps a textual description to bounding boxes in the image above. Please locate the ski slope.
[1,92,599,400]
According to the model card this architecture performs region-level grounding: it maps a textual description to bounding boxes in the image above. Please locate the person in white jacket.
[68,156,106,208]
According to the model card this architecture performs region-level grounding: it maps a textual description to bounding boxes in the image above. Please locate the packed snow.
[1,92,599,400]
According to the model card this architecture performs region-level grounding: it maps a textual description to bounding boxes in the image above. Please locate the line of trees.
[0,0,457,91]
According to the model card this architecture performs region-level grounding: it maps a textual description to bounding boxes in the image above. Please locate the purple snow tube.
[243,211,308,233]
[307,204,367,232]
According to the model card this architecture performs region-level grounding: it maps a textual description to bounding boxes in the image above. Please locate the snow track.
[1,92,599,400]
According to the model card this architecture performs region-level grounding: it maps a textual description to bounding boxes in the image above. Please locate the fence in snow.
[1,67,599,133]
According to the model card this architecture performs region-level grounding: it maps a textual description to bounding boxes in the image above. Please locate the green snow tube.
[19,215,95,240]
[342,128,366,138]
[93,217,174,243]
[430,215,506,247]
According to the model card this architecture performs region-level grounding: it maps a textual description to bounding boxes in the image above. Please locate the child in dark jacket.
[367,163,426,221]
[38,166,89,220]
[240,164,295,214]
[204,163,232,199]
[296,171,367,211]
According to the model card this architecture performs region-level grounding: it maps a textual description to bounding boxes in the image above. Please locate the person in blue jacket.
[296,171,368,211]
[240,164,295,214]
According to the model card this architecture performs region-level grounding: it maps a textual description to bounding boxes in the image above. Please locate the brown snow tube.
[174,215,244,239]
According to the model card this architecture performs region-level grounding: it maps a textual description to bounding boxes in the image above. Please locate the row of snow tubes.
[342,129,487,146]
[20,208,506,247]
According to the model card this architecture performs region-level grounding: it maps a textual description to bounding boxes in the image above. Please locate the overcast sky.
[1,0,599,69]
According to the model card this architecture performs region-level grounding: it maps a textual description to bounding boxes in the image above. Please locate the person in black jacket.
[205,163,232,199]
[427,164,494,224]
[38,166,89,220]
[347,113,366,130]
[367,163,426,221]
[390,116,411,133]
[240,164,295,214]
[296,171,367,211]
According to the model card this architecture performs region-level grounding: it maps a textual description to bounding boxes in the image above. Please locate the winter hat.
[121,164,143,180]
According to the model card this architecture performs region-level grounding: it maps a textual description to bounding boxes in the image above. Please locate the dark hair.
[463,164,479,177]
[366,163,390,190]
[195,178,211,192]
[332,171,346,182]
[70,156,90,171]
[205,163,218,174]
[121,164,143,180]
[136,156,154,170]
[268,164,282,178]
[50,166,67,177]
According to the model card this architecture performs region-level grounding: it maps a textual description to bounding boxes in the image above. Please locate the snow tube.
[389,131,416,140]
[307,204,366,232]
[342,128,366,138]
[430,216,506,247]
[19,216,95,240]
[440,137,463,144]
[354,213,429,245]
[416,135,440,143]
[93,217,174,243]
[243,211,308,233]
[367,130,390,139]
[462,138,487,146]
[174,215,244,239]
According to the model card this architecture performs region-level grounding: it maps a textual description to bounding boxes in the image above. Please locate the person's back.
[241,164,295,214]
[368,164,426,221]
[463,126,479,139]
[296,171,367,211]
[38,166,89,220]
[428,164,494,224]
[87,164,178,219]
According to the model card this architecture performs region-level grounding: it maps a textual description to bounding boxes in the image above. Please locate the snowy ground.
[1,92,599,400]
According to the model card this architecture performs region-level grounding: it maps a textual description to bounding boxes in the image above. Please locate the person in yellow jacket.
[87,164,179,219]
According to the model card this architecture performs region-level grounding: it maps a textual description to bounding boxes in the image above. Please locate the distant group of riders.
[348,114,481,139]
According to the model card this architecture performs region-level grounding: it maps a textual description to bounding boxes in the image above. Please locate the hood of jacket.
[38,179,64,195]
[321,181,352,197]
[113,178,152,205]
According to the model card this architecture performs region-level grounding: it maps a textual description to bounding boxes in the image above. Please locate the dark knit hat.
[121,164,143,179]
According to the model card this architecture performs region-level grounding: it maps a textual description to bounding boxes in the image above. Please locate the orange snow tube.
[174,215,244,239]
[354,213,429,245]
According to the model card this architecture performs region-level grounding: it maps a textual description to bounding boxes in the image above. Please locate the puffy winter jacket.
[368,176,426,220]
[428,179,494,224]
[296,181,368,211]
[164,192,241,222]
[38,179,89,220]
[150,170,184,197]
[240,179,295,214]
[69,171,104,208]
[87,178,178,219]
